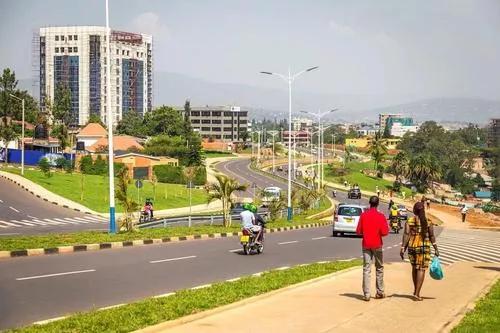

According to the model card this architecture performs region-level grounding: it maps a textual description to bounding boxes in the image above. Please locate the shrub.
[55,157,67,169]
[93,155,107,175]
[38,157,52,177]
[153,165,206,185]
[79,155,94,174]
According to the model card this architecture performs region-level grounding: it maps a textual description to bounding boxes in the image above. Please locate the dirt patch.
[431,203,500,228]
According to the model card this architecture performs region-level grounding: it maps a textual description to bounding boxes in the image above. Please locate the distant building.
[378,113,402,131]
[38,26,153,126]
[178,105,248,142]
[283,131,311,146]
[390,122,419,137]
[488,118,499,148]
[114,152,178,180]
[76,123,108,149]
[346,137,372,148]
[356,126,378,137]
[292,117,313,131]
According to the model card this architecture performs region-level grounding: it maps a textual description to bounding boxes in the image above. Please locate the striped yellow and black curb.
[0,221,332,259]
[0,174,92,214]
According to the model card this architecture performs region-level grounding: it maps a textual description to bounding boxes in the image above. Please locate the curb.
[0,173,98,215]
[0,221,332,259]
[134,263,361,333]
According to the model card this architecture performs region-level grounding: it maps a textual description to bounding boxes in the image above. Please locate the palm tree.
[391,151,410,182]
[267,193,287,221]
[409,154,442,193]
[205,174,247,227]
[368,134,388,171]
[115,167,140,232]
[343,145,353,168]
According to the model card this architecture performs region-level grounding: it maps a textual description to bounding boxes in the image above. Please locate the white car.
[333,203,366,236]
[261,186,281,207]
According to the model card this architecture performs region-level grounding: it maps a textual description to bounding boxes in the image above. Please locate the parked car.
[333,203,366,236]
[397,204,408,219]
[347,188,361,199]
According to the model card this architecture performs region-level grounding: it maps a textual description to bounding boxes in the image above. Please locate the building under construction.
[37,26,153,126]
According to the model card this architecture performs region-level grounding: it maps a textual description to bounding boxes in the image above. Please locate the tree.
[382,124,391,138]
[368,133,388,171]
[409,154,442,193]
[116,109,145,137]
[239,129,249,142]
[297,188,320,211]
[267,194,287,221]
[343,145,354,167]
[53,84,72,125]
[205,174,247,227]
[391,151,410,182]
[87,113,105,127]
[144,134,204,166]
[0,68,18,160]
[51,123,70,151]
[144,106,185,136]
[115,166,139,232]
[182,99,193,138]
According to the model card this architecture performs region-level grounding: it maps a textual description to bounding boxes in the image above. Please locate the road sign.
[135,180,143,189]
[252,183,258,189]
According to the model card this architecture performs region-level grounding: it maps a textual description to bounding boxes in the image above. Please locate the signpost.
[135,179,143,203]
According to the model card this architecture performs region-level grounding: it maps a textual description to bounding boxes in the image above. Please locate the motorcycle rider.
[332,189,337,198]
[390,203,400,229]
[250,204,265,243]
[240,203,261,235]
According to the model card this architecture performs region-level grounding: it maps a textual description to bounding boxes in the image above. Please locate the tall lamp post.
[268,130,279,173]
[332,133,336,158]
[260,66,318,220]
[301,109,337,190]
[105,0,116,233]
[8,94,25,176]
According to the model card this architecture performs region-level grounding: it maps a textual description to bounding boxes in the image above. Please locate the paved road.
[0,226,406,329]
[0,177,108,235]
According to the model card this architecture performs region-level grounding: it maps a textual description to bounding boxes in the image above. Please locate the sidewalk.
[138,262,499,333]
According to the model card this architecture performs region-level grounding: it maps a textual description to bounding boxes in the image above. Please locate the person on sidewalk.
[400,200,439,301]
[356,196,389,301]
[461,205,468,223]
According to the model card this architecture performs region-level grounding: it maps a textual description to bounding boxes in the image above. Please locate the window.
[116,68,119,75]
[116,59,119,65]
[116,97,120,104]
[202,119,211,124]
[191,111,200,116]
[68,47,72,53]
[212,119,221,124]
[224,127,232,132]
[202,111,211,117]
[74,47,78,52]
[61,35,65,41]
[122,50,125,55]
[224,112,232,116]
[212,127,221,132]
[55,36,59,41]
[74,35,78,40]
[55,47,59,53]
[127,50,129,56]
[201,127,210,131]
[116,49,119,55]
[136,52,139,57]
[191,119,200,124]
[116,77,119,85]
[60,47,64,52]
[224,120,232,124]
[212,111,221,116]
[69,35,72,41]
[116,87,119,94]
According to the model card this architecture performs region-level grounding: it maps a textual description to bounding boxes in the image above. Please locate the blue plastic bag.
[429,256,444,280]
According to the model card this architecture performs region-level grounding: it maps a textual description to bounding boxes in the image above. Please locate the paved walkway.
[138,261,499,333]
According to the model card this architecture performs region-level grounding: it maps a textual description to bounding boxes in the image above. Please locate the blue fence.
[1,148,74,166]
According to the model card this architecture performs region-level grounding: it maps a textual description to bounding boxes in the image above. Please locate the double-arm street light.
[267,130,279,173]
[301,109,337,190]
[260,66,318,220]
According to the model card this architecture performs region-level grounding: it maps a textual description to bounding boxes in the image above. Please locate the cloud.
[327,19,357,37]
[131,12,169,39]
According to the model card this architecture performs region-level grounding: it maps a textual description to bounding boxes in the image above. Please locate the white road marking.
[73,217,94,223]
[149,255,197,264]
[16,269,96,281]
[278,241,298,245]
[276,266,290,270]
[33,316,67,325]
[21,219,46,226]
[9,206,19,213]
[42,218,65,225]
[99,303,125,311]
[339,258,356,262]
[0,220,20,227]
[153,292,176,299]
[191,284,211,290]
[252,272,263,276]
[0,199,3,203]
[0,232,20,235]
[10,219,35,226]
[27,215,38,219]
[228,249,240,252]
[55,218,79,225]
[312,236,327,240]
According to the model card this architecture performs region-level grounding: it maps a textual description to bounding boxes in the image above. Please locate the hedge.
[153,165,206,186]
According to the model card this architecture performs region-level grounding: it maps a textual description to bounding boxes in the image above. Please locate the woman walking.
[400,198,439,301]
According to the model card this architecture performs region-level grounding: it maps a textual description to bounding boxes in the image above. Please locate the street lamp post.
[301,109,337,190]
[9,94,25,176]
[332,133,336,158]
[268,130,279,173]
[260,66,318,220]
[105,0,116,233]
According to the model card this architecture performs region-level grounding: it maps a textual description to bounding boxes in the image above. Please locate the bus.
[261,186,281,206]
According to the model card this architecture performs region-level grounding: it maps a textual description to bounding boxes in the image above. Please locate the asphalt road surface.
[0,226,407,329]
[0,177,108,235]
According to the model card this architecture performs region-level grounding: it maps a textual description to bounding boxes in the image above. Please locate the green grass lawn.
[324,161,413,197]
[0,215,328,251]
[452,279,500,333]
[203,151,236,158]
[7,260,360,333]
[1,168,207,213]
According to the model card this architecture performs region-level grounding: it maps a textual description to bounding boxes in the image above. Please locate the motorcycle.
[240,217,266,255]
[139,210,152,223]
[389,216,402,234]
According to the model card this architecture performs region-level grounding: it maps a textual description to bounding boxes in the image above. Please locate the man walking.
[461,205,468,223]
[356,196,389,301]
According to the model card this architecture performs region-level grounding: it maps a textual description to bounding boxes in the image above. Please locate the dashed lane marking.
[278,241,299,245]
[149,255,197,264]
[16,269,96,281]
[312,236,327,240]
[9,206,19,213]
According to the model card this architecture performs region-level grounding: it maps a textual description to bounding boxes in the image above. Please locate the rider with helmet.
[240,203,263,242]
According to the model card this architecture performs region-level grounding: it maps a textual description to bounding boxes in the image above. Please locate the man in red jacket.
[356,195,389,301]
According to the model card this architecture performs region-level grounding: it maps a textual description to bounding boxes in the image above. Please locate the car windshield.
[338,206,362,216]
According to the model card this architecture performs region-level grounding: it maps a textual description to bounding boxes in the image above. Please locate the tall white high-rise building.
[38,26,153,126]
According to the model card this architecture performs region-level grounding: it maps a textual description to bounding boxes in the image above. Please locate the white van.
[261,186,281,206]
[333,203,366,236]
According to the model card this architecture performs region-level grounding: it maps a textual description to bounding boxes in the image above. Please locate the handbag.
[429,256,444,280]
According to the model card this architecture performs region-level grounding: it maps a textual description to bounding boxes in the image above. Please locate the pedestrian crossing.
[435,228,500,265]
[0,215,108,229]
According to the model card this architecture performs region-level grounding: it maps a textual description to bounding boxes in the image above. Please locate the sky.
[1,0,500,104]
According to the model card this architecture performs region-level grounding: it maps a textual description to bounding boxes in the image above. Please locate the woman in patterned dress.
[400,197,439,301]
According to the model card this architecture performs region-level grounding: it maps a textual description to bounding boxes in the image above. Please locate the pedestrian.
[441,195,445,205]
[402,191,406,200]
[356,196,389,301]
[426,198,431,210]
[344,180,348,188]
[461,205,468,223]
[400,198,439,301]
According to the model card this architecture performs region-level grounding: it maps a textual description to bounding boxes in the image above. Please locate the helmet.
[243,203,252,211]
[249,204,258,213]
